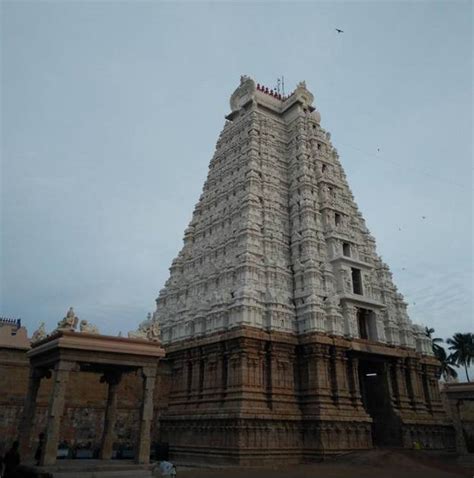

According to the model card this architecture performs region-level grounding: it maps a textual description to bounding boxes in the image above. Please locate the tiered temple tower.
[152,76,453,464]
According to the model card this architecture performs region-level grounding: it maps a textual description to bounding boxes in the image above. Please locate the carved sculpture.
[128,313,161,342]
[79,320,99,334]
[56,307,78,331]
[31,322,47,343]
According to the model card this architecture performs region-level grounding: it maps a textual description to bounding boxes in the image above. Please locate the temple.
[150,76,454,464]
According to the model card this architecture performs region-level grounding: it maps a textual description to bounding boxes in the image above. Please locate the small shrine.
[18,309,165,467]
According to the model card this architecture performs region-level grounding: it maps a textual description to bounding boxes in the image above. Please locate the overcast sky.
[1,1,472,364]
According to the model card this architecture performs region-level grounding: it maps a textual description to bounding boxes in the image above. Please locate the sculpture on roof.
[56,307,79,331]
[128,313,161,342]
[79,319,99,334]
[31,322,47,343]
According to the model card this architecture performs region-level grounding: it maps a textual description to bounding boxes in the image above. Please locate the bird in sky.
[335,28,344,33]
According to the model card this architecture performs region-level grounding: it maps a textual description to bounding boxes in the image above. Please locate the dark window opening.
[187,361,193,396]
[352,268,363,295]
[199,359,205,394]
[357,308,370,339]
[335,213,341,226]
[322,164,327,173]
[343,242,351,257]
[221,355,228,398]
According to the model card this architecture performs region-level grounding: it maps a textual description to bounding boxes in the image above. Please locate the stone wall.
[0,334,456,465]
[159,327,454,464]
[441,382,474,454]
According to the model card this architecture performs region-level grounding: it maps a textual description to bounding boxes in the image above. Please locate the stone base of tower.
[159,327,454,465]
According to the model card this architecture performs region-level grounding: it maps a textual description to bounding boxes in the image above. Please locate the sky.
[1,1,472,374]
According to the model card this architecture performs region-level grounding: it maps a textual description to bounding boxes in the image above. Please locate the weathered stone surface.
[441,382,474,454]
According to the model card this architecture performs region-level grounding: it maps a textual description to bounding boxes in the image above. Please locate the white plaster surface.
[151,76,432,355]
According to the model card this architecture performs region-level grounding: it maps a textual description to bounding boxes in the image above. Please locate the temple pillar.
[333,348,352,408]
[19,367,50,458]
[407,358,427,412]
[136,365,157,464]
[40,361,74,465]
[394,358,412,411]
[315,344,334,409]
[99,371,122,459]
[348,356,362,408]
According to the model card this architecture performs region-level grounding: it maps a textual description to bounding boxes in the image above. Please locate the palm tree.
[425,327,444,355]
[433,345,458,381]
[446,332,474,382]
[425,327,458,381]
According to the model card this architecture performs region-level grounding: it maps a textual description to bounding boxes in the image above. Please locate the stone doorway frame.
[18,330,165,466]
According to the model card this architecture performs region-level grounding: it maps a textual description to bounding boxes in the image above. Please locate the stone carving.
[79,320,99,334]
[128,313,161,342]
[127,325,147,340]
[56,307,79,331]
[229,75,256,112]
[31,322,47,343]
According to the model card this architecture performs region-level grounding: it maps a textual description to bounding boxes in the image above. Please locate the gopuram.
[148,76,454,464]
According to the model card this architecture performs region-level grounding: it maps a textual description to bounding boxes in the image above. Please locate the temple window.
[357,308,370,339]
[352,268,363,295]
[343,242,351,257]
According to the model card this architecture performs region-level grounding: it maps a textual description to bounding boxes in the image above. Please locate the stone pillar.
[315,344,334,410]
[99,371,122,460]
[394,358,412,411]
[18,367,49,458]
[40,361,74,466]
[136,365,157,464]
[333,348,352,408]
[348,357,362,408]
[407,358,427,412]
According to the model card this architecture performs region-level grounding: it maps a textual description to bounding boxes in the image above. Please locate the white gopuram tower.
[151,77,453,464]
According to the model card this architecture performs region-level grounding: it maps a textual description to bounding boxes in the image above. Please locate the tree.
[434,345,458,381]
[425,327,444,355]
[446,332,474,382]
[425,327,458,381]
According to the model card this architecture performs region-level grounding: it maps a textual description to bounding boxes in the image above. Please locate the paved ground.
[177,450,474,478]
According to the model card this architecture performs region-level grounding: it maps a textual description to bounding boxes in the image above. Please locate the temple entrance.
[358,358,402,447]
